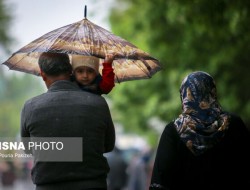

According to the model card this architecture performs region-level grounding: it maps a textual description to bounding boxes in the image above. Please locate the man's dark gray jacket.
[21,80,115,189]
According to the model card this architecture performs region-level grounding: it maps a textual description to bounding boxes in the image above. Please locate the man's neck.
[45,75,70,89]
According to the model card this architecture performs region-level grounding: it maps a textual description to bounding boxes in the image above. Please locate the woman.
[150,71,250,190]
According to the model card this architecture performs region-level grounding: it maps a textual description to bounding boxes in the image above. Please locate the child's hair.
[71,55,100,74]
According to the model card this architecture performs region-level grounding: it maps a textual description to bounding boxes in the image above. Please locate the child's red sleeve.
[99,62,115,94]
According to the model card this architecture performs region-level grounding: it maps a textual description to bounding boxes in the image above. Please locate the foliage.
[0,68,44,137]
[0,0,44,137]
[108,0,250,143]
[0,0,13,54]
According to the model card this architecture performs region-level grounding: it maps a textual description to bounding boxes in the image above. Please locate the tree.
[0,68,44,137]
[108,0,250,143]
[0,0,13,54]
[0,0,44,137]
[0,65,44,138]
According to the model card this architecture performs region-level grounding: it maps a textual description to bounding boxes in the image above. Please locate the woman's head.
[175,71,230,155]
[180,71,219,114]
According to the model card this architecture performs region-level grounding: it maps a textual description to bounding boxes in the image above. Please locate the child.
[71,54,115,95]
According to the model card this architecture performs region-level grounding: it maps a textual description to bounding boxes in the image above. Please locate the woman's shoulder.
[160,120,179,140]
[226,112,250,138]
[228,112,244,121]
[227,112,247,129]
[164,120,176,131]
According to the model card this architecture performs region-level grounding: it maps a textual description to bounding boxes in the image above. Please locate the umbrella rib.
[46,24,77,51]
[87,20,123,57]
[121,58,155,78]
[38,22,79,52]
[134,59,152,77]
[100,31,126,55]
[87,20,112,57]
[93,25,143,60]
[34,27,70,52]
[84,20,97,55]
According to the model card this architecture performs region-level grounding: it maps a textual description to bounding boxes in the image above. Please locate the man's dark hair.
[38,52,72,76]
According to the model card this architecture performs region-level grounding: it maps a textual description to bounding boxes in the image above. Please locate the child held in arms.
[71,54,115,95]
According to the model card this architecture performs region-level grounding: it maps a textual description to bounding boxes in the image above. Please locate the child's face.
[74,66,97,86]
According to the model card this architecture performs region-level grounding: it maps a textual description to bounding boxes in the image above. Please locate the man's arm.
[20,104,30,138]
[103,104,115,153]
[20,103,33,155]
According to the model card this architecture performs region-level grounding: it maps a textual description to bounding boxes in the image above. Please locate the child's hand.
[104,54,115,64]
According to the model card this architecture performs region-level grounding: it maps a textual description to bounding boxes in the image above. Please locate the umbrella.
[2,6,162,83]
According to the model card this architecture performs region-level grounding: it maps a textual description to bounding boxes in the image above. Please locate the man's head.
[38,52,72,88]
[38,52,72,76]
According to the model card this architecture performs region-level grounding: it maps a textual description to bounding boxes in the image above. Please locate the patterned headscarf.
[174,71,230,155]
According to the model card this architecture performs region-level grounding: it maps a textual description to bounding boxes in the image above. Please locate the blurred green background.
[0,0,249,147]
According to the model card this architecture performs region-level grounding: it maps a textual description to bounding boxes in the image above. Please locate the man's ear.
[40,70,47,82]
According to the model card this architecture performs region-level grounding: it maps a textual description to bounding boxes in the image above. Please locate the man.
[106,146,128,190]
[21,52,115,190]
